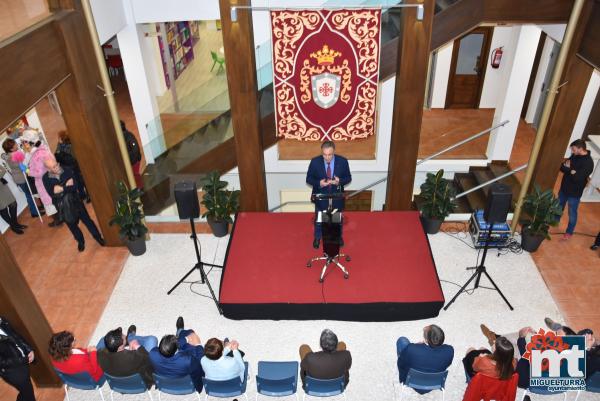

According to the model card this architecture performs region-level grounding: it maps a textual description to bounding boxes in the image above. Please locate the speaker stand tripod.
[168,218,223,315]
[443,224,513,311]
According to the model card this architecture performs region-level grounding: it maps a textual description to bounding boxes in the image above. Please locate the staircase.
[453,162,522,213]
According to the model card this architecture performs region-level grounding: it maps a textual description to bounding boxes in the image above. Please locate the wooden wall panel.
[53,7,129,246]
[386,0,435,210]
[431,0,482,51]
[218,0,267,212]
[578,0,600,70]
[484,0,574,23]
[0,19,69,130]
[0,236,59,386]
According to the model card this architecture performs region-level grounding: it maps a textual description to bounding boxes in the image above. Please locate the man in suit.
[0,317,36,401]
[306,141,352,249]
[299,329,352,388]
[97,327,155,388]
[396,325,454,393]
[149,317,204,392]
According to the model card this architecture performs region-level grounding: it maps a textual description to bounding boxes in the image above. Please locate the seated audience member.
[48,331,103,382]
[464,336,516,381]
[97,327,155,388]
[481,325,532,388]
[0,316,36,401]
[299,329,352,387]
[96,324,158,351]
[201,337,245,383]
[149,317,204,392]
[396,324,454,391]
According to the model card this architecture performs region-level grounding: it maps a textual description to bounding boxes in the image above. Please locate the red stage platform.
[219,211,444,321]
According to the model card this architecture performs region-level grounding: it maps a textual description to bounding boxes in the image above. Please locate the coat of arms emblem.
[300,44,352,109]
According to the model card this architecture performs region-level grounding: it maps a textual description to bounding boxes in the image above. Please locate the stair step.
[456,173,487,212]
[471,169,496,196]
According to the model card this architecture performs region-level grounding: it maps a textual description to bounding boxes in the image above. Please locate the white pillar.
[117,0,164,163]
[486,26,541,161]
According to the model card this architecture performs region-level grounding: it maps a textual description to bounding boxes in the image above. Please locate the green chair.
[210,50,225,73]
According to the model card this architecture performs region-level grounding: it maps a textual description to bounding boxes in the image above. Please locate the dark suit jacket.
[98,347,154,387]
[397,343,454,385]
[149,346,204,392]
[306,155,351,211]
[0,317,32,370]
[300,350,352,387]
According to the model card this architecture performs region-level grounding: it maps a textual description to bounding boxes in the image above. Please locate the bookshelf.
[157,21,196,89]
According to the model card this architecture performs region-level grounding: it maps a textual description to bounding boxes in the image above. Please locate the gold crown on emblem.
[310,44,341,65]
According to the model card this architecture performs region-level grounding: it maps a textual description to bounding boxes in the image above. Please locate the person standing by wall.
[54,131,89,203]
[120,121,143,189]
[1,139,41,218]
[0,316,37,401]
[20,130,62,227]
[558,139,594,240]
[0,164,27,234]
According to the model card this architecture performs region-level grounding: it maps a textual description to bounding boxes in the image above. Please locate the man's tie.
[326,163,332,179]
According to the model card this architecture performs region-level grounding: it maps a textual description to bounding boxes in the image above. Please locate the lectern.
[307,192,351,282]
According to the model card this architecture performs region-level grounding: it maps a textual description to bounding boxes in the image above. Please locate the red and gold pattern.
[271,9,381,141]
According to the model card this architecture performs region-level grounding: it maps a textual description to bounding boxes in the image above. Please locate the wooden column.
[53,6,129,246]
[386,0,434,210]
[0,236,59,386]
[219,0,268,211]
[530,0,594,192]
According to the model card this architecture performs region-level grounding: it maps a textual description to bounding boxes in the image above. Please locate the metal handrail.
[268,120,510,212]
[454,164,528,199]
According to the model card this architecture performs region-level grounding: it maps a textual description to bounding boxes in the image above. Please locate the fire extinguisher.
[491,47,503,69]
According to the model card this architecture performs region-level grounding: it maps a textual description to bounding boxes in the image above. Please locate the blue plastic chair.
[153,373,200,401]
[202,362,249,400]
[54,369,106,401]
[256,361,299,400]
[574,371,600,401]
[399,369,448,401]
[520,386,567,401]
[105,373,153,401]
[302,375,346,400]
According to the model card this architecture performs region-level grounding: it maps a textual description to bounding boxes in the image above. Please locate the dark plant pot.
[208,217,229,237]
[421,215,443,234]
[126,237,146,256]
[521,229,545,253]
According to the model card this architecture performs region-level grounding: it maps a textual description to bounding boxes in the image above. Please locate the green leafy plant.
[200,171,240,224]
[521,185,562,239]
[109,181,148,241]
[419,169,456,220]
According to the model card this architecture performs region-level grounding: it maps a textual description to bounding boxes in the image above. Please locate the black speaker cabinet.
[174,181,200,220]
[483,183,512,223]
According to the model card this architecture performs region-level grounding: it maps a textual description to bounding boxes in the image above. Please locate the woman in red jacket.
[48,331,104,382]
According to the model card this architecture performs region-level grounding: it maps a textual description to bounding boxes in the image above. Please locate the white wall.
[525,36,556,123]
[479,27,514,109]
[565,69,600,156]
[131,0,220,22]
[538,24,566,43]
[430,42,453,108]
[90,0,127,44]
[487,26,541,160]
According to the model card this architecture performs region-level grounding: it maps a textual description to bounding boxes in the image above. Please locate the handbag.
[58,191,81,224]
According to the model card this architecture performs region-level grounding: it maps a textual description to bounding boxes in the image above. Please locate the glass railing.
[0,0,52,41]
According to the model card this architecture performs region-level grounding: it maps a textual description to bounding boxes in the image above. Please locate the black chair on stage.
[307,192,351,282]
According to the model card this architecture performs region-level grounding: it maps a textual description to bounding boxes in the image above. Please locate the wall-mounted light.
[417,5,424,21]
[231,6,238,22]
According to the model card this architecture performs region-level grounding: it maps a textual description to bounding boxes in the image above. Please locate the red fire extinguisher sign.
[491,47,503,69]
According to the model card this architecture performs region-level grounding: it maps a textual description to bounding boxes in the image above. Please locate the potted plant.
[109,181,148,256]
[520,185,562,253]
[200,171,240,237]
[418,169,456,234]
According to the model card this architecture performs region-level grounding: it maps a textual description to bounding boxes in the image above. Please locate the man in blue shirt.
[396,325,454,394]
[149,318,204,392]
[306,141,352,249]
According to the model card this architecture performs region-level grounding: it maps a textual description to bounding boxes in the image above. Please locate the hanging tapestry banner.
[271,8,381,141]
